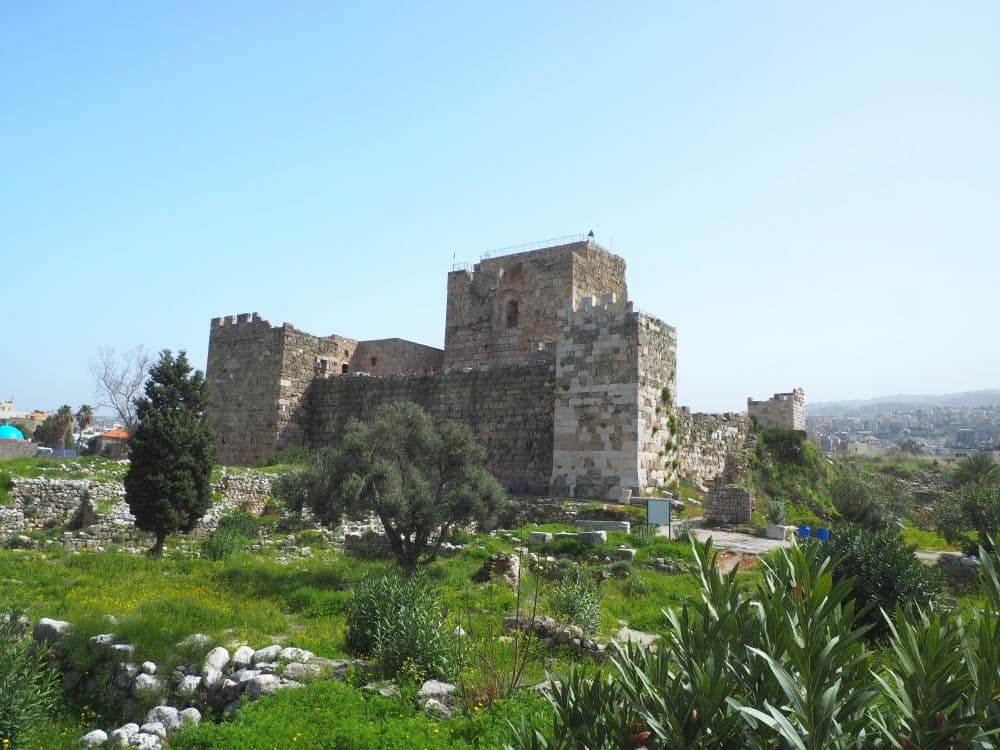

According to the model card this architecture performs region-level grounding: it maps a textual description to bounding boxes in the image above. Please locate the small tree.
[92,345,150,432]
[124,350,217,555]
[953,453,1000,487]
[74,405,93,450]
[275,401,506,573]
[33,407,73,449]
[938,483,1000,553]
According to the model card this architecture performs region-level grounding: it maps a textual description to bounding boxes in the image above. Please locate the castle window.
[371,356,378,367]
[505,299,519,329]
[342,363,349,374]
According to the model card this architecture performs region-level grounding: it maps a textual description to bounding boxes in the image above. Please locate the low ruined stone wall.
[308,363,555,494]
[0,440,36,459]
[676,409,750,487]
[0,471,280,550]
[704,484,753,524]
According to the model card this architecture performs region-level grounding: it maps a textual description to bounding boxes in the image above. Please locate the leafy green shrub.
[1,612,59,745]
[628,524,656,547]
[215,509,260,540]
[820,523,941,635]
[937,483,1000,553]
[345,572,454,680]
[291,529,327,546]
[608,560,632,578]
[254,444,318,467]
[545,537,589,558]
[201,529,251,561]
[764,498,787,525]
[0,472,12,506]
[829,472,896,529]
[674,520,695,543]
[549,571,602,635]
[553,558,577,579]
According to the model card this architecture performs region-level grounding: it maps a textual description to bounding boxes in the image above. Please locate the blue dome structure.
[0,425,25,440]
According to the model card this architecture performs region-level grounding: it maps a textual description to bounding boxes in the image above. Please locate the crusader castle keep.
[207,237,797,500]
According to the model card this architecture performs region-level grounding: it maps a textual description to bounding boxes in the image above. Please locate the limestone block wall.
[442,241,627,371]
[0,472,280,550]
[308,363,555,494]
[206,314,287,466]
[550,295,641,500]
[350,339,443,376]
[676,409,751,486]
[0,440,36,459]
[747,389,805,431]
[636,313,679,490]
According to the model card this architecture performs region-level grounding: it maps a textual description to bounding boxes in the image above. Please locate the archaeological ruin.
[206,236,783,500]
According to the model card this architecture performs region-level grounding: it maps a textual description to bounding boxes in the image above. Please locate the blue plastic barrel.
[816,527,830,542]
[798,524,811,538]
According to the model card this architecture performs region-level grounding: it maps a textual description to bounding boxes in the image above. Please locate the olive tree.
[275,401,506,573]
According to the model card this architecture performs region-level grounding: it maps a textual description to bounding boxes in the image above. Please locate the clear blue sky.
[3,2,998,414]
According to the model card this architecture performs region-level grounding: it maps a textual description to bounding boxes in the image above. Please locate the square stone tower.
[442,240,627,369]
[550,295,678,500]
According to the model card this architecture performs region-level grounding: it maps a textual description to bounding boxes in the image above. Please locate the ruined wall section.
[207,314,287,465]
[636,313,678,490]
[308,364,554,493]
[747,389,806,431]
[350,339,443,376]
[550,295,641,501]
[442,241,626,371]
[676,408,750,486]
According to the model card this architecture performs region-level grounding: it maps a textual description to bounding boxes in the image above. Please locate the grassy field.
[1,520,706,748]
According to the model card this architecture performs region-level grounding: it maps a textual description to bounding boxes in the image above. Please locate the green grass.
[0,455,128,482]
[899,523,957,552]
[170,677,551,750]
[601,567,700,632]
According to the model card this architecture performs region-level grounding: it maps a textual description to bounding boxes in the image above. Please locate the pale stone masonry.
[747,389,806,431]
[207,238,754,498]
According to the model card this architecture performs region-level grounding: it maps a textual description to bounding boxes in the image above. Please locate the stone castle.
[207,237,786,499]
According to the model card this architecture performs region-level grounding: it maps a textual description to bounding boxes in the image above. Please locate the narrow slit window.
[505,299,519,329]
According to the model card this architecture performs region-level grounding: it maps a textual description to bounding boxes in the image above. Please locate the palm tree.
[54,405,74,449]
[75,404,94,450]
[953,452,1000,486]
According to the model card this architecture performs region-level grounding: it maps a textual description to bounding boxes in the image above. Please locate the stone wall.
[550,297,678,500]
[206,314,287,465]
[0,471,279,550]
[207,314,445,466]
[747,389,805,431]
[676,409,751,487]
[350,339,443,376]
[308,363,555,494]
[636,312,678,490]
[550,296,640,500]
[442,240,627,370]
[0,440,36,459]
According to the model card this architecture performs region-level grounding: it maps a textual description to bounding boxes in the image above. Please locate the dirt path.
[658,517,791,555]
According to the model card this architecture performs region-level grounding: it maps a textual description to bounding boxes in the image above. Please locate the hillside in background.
[810,388,1000,415]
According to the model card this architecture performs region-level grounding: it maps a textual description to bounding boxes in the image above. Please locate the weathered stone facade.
[549,295,677,499]
[676,409,751,487]
[748,388,805,431]
[207,238,755,498]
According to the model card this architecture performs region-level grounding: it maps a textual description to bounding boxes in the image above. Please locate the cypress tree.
[124,350,217,555]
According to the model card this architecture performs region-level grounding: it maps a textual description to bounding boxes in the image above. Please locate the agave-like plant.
[512,538,1000,750]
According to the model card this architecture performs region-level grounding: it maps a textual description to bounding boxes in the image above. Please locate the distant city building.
[954,428,977,449]
[747,389,805,431]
